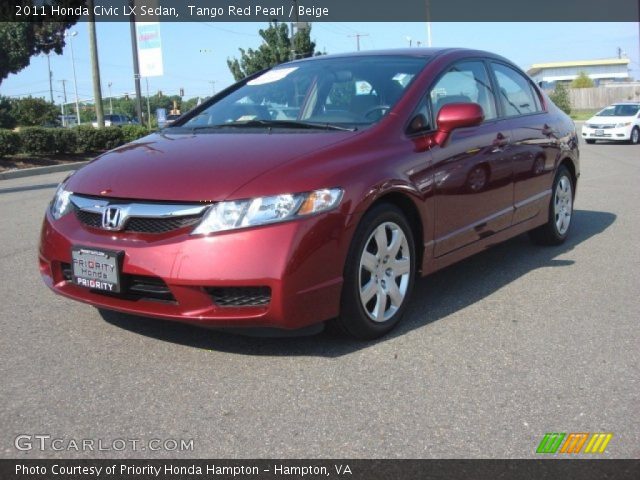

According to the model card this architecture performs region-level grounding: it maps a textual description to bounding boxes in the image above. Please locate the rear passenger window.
[429,60,498,126]
[491,63,541,116]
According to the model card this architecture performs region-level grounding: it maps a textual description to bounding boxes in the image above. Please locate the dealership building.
[527,58,631,87]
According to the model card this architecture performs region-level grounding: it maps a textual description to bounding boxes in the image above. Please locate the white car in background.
[91,114,137,128]
[582,102,640,144]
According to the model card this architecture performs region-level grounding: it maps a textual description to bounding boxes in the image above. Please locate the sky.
[0,22,638,104]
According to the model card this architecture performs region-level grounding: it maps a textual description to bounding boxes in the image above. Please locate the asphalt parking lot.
[0,139,638,459]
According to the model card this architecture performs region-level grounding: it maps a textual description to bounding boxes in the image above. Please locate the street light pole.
[66,31,81,125]
[46,54,54,103]
[108,82,113,114]
[60,80,68,127]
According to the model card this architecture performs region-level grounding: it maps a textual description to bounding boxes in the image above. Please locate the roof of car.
[612,102,640,105]
[286,47,497,63]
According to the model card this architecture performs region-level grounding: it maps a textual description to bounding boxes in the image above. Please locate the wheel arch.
[558,156,578,193]
[366,191,425,274]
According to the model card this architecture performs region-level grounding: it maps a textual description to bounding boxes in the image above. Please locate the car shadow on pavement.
[100,209,616,357]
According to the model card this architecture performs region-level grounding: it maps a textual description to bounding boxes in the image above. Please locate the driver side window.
[430,60,497,127]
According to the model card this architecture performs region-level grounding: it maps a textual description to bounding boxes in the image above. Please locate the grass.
[570,110,599,121]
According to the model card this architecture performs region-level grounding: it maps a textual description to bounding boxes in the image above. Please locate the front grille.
[75,210,102,228]
[206,287,271,307]
[74,210,203,233]
[125,215,202,233]
[588,124,614,129]
[61,262,176,303]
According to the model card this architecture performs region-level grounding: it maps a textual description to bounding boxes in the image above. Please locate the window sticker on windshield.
[247,67,299,86]
[355,81,373,95]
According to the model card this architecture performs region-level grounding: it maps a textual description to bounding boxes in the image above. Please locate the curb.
[0,161,88,181]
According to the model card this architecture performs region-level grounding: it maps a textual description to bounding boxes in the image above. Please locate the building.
[527,58,630,87]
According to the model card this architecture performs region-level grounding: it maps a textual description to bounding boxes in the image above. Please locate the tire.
[585,139,596,144]
[630,127,639,145]
[329,204,416,340]
[529,165,574,246]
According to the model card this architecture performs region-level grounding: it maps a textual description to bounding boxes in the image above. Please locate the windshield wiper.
[190,119,357,132]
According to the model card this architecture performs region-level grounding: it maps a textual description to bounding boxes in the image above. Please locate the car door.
[490,62,559,224]
[429,60,514,257]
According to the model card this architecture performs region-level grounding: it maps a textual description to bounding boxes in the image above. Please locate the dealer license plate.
[71,247,122,293]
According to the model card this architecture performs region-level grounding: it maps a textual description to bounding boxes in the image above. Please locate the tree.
[570,72,595,89]
[11,96,60,126]
[0,96,16,129]
[549,82,571,115]
[227,23,319,81]
[0,1,83,83]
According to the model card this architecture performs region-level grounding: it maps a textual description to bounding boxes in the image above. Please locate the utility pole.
[348,33,369,52]
[87,0,104,127]
[426,0,432,47]
[129,1,143,124]
[46,54,54,103]
[60,80,67,126]
[208,81,216,97]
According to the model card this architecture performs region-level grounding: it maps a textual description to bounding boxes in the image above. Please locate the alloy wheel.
[358,222,411,322]
[554,176,572,235]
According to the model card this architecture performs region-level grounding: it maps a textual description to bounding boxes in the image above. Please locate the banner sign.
[136,22,163,77]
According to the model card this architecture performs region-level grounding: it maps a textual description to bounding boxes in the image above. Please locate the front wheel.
[630,127,639,145]
[529,165,574,245]
[585,139,596,144]
[330,204,416,339]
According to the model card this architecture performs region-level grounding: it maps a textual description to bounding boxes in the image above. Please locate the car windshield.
[175,55,429,131]
[596,104,640,117]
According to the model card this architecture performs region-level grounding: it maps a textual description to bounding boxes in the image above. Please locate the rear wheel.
[529,165,573,245]
[630,127,639,145]
[330,204,416,339]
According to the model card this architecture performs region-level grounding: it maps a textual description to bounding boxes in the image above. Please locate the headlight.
[615,122,631,128]
[50,181,74,220]
[192,188,343,235]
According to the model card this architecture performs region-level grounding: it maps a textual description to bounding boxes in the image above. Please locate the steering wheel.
[362,105,391,120]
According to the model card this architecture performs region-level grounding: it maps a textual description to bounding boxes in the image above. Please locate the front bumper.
[39,209,354,329]
[581,125,632,141]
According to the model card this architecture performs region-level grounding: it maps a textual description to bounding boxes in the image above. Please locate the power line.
[348,33,369,52]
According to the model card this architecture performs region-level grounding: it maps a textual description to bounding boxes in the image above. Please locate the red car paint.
[39,49,579,331]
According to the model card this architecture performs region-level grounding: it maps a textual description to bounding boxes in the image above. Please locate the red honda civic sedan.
[39,48,579,339]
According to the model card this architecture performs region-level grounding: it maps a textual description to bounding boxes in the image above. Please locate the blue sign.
[156,108,167,127]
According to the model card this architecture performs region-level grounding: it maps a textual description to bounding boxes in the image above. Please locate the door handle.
[492,133,510,147]
[491,133,510,152]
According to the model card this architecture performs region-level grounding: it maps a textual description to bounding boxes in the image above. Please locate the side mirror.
[434,103,484,146]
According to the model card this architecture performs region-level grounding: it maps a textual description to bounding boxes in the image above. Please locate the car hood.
[67,131,356,202]
[587,115,635,124]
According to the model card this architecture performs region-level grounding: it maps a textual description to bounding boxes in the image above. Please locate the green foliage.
[73,125,101,152]
[549,82,571,115]
[121,125,149,143]
[95,127,124,150]
[0,2,84,83]
[0,96,16,129]
[18,127,57,154]
[227,23,319,81]
[0,129,20,157]
[570,72,595,89]
[51,128,77,153]
[3,124,150,158]
[11,96,59,126]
